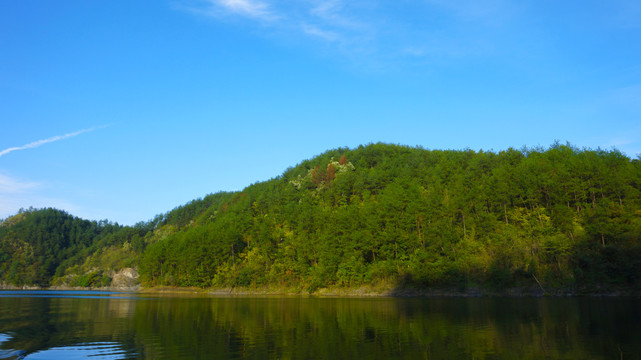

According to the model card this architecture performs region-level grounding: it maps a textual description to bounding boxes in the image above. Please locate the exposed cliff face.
[110,268,140,290]
[49,267,140,290]
[0,283,40,290]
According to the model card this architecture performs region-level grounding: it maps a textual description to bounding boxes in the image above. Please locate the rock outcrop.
[110,268,140,290]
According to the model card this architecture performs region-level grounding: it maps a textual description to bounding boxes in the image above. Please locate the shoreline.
[1,283,639,297]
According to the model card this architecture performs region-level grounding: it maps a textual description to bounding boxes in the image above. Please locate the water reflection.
[0,290,140,299]
[0,291,639,359]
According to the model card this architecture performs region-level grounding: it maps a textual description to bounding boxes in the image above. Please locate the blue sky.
[1,0,640,225]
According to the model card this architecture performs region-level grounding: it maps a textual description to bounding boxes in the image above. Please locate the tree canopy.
[2,143,640,293]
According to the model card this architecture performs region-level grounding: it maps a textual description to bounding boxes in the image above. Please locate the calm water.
[0,291,639,359]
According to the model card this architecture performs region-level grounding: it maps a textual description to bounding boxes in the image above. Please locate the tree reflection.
[0,294,639,359]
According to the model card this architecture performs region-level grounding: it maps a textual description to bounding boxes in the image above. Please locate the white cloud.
[179,0,368,42]
[0,173,40,195]
[301,23,339,42]
[310,0,362,30]
[0,125,110,159]
[0,172,80,219]
[176,0,519,66]
[195,0,278,21]
[0,171,117,222]
[0,125,111,220]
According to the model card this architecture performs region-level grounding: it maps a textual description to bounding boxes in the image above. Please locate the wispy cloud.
[310,0,362,30]
[0,195,80,221]
[0,125,110,159]
[220,0,275,19]
[0,173,47,218]
[0,173,39,194]
[176,0,518,67]
[187,0,278,21]
[301,23,339,42]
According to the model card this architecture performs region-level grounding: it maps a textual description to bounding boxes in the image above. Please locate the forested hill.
[2,143,640,293]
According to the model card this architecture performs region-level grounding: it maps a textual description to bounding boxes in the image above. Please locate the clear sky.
[1,0,640,225]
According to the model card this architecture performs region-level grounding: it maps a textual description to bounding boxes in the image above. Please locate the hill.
[1,143,640,294]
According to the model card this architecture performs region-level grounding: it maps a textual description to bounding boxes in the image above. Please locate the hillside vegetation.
[1,143,640,293]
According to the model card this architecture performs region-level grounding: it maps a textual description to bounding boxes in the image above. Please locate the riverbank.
[3,283,639,297]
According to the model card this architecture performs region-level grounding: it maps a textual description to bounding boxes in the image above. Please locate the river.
[0,291,639,359]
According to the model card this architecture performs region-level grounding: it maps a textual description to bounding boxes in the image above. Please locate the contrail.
[0,125,110,158]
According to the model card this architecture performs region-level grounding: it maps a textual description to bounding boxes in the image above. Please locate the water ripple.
[24,342,137,360]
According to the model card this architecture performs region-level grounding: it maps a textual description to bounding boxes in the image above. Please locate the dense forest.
[1,143,640,294]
